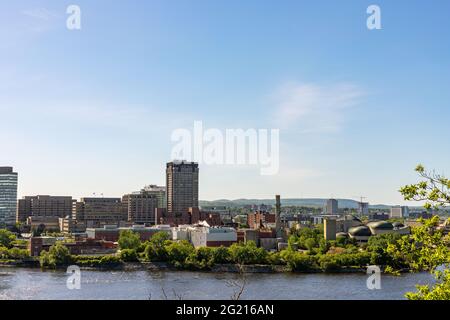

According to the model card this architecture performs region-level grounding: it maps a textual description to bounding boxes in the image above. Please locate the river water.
[0,267,435,300]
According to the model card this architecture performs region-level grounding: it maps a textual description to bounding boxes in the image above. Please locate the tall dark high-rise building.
[166,161,199,214]
[0,167,18,227]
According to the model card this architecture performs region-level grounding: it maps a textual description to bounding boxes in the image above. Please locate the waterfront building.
[29,236,116,256]
[346,220,410,242]
[86,224,172,242]
[0,167,18,227]
[166,161,199,214]
[189,225,237,248]
[16,195,74,223]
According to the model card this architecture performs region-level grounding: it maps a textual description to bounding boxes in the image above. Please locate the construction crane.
[352,196,367,217]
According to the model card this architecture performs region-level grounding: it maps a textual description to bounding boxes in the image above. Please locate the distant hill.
[200,198,413,210]
[199,198,395,209]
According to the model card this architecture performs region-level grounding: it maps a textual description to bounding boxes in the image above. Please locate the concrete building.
[59,216,86,234]
[74,197,127,228]
[141,185,166,208]
[324,218,337,241]
[0,167,18,227]
[190,226,237,248]
[122,190,160,225]
[27,216,60,232]
[390,206,409,219]
[166,161,199,214]
[325,199,338,215]
[16,195,74,223]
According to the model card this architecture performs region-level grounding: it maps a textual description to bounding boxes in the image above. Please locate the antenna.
[352,196,367,217]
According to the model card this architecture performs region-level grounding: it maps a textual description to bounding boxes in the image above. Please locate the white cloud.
[273,82,365,133]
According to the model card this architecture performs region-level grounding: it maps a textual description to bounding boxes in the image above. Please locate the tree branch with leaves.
[400,164,450,209]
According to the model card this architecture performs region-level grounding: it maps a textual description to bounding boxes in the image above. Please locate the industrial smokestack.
[275,195,282,238]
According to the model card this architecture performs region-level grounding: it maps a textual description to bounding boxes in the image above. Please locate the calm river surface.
[0,267,434,300]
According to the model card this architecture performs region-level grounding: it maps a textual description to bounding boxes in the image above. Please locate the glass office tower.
[0,167,18,227]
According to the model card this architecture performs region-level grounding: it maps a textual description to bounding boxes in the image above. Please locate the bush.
[318,252,371,272]
[72,255,122,267]
[40,243,72,268]
[211,246,231,264]
[144,232,171,262]
[119,249,139,262]
[118,230,141,250]
[228,241,268,265]
[0,230,16,248]
[166,240,195,267]
[280,250,317,271]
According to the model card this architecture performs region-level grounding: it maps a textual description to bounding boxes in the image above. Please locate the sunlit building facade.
[0,167,18,227]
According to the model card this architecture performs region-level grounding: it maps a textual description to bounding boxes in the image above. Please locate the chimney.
[275,195,282,238]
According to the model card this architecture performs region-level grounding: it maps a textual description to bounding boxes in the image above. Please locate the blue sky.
[1,0,449,205]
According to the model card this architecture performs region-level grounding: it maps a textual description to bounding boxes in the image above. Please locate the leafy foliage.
[118,230,141,250]
[400,164,450,209]
[144,231,171,261]
[406,270,450,300]
[0,229,16,248]
[39,243,72,268]
[228,241,268,265]
[119,249,139,262]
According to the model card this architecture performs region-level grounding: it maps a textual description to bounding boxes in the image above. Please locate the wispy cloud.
[273,82,365,133]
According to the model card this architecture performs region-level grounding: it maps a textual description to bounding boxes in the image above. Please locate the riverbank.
[0,259,403,274]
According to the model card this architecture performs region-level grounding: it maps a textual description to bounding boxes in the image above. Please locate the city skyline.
[3,161,430,207]
[1,1,450,205]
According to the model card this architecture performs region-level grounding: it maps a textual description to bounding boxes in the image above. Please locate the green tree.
[386,216,449,272]
[228,241,268,265]
[119,248,139,262]
[280,250,317,271]
[406,270,450,300]
[144,231,171,261]
[400,164,450,209]
[0,229,16,248]
[165,240,195,267]
[400,165,450,300]
[118,230,141,250]
[367,233,403,266]
[39,242,72,268]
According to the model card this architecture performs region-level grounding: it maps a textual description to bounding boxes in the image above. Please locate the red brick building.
[156,207,221,227]
[247,211,276,229]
